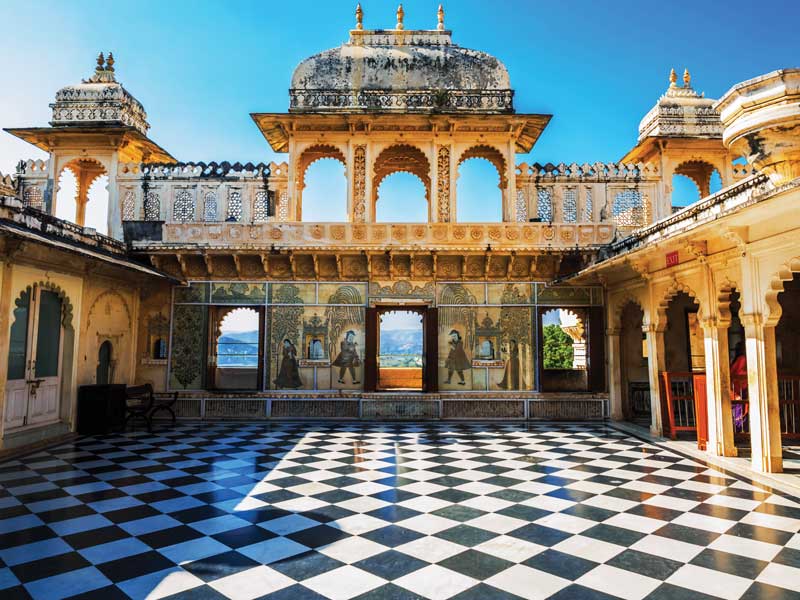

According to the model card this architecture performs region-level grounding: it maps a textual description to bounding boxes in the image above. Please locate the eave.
[4,125,176,164]
[250,112,552,154]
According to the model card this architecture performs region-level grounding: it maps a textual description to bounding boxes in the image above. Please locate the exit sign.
[666,251,679,267]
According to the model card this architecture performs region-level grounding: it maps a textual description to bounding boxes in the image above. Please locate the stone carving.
[353,145,366,222]
[437,146,450,222]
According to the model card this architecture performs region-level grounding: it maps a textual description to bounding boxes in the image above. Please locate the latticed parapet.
[514,161,661,230]
[116,161,289,224]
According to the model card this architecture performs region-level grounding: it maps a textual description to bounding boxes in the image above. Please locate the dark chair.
[125,384,154,431]
[149,391,178,426]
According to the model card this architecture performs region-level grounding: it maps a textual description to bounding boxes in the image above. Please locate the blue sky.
[1,0,797,229]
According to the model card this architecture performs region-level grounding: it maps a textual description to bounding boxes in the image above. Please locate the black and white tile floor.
[0,422,799,600]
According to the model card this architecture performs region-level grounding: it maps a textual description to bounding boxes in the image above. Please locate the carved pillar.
[643,322,666,436]
[607,327,623,420]
[435,145,452,223]
[742,313,783,472]
[351,144,367,223]
[701,317,737,457]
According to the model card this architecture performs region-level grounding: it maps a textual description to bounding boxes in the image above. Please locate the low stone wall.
[161,393,609,421]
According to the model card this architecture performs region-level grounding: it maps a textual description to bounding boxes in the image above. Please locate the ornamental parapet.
[156,221,616,250]
[516,161,661,181]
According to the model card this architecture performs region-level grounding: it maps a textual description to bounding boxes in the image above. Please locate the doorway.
[208,306,265,390]
[5,286,65,429]
[97,340,113,385]
[377,309,425,391]
[364,305,437,392]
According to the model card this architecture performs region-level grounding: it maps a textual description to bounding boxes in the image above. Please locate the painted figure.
[333,330,361,384]
[498,339,525,390]
[445,329,470,385]
[274,339,302,388]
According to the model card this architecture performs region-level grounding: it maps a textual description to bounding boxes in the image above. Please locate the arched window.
[373,144,431,222]
[672,161,723,208]
[612,189,648,227]
[204,192,218,222]
[226,190,242,222]
[302,158,347,221]
[457,158,502,222]
[253,191,271,222]
[122,190,136,221]
[97,340,113,385]
[376,173,428,222]
[54,159,108,232]
[143,192,161,221]
[537,188,553,222]
[153,338,168,360]
[456,146,505,222]
[173,190,195,223]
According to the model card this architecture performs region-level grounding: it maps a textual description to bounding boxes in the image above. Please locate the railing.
[778,375,800,438]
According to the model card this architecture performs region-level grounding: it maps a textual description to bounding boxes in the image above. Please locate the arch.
[456,150,504,222]
[87,289,132,331]
[97,340,113,385]
[457,145,507,189]
[376,172,428,222]
[55,158,108,228]
[611,293,646,331]
[297,144,347,222]
[655,280,703,330]
[674,160,722,200]
[372,144,431,217]
[765,256,800,327]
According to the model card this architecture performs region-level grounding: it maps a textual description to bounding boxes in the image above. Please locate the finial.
[106,52,115,71]
[683,68,691,88]
[396,4,404,30]
[355,3,363,30]
[669,68,677,87]
[96,52,105,70]
[437,4,445,30]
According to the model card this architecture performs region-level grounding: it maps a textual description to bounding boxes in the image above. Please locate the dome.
[50,53,150,135]
[289,29,513,113]
[637,69,721,141]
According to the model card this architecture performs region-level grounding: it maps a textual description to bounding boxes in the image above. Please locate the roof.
[250,112,551,154]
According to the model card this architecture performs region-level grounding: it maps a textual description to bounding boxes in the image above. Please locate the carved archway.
[372,144,431,219]
[458,145,508,189]
[673,159,719,200]
[56,158,108,227]
[296,144,347,221]
[655,280,703,331]
[764,256,800,327]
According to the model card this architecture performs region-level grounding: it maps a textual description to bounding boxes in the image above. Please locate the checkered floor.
[1,423,799,600]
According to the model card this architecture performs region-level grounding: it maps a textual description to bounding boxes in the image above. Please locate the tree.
[542,324,574,369]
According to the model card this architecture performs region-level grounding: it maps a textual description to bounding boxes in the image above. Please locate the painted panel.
[319,283,367,305]
[487,283,533,305]
[210,283,266,304]
[175,283,210,303]
[270,282,315,304]
[169,305,208,389]
[437,282,485,305]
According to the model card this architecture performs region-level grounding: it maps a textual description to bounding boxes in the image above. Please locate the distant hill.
[218,330,259,366]
[380,329,422,356]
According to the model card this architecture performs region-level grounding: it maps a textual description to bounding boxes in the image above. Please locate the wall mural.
[167,281,599,392]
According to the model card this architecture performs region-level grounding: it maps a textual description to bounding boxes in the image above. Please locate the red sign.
[666,251,679,267]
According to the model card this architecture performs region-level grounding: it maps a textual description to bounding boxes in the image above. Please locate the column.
[643,323,666,436]
[742,313,783,472]
[701,317,737,456]
[607,328,623,420]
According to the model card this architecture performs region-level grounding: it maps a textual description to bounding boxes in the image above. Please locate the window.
[173,190,194,222]
[562,189,577,222]
[23,186,43,210]
[122,190,136,220]
[612,190,648,227]
[204,192,217,222]
[253,191,270,222]
[227,190,242,222]
[144,192,160,221]
[537,188,553,221]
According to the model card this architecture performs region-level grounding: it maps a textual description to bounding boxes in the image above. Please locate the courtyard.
[0,422,798,600]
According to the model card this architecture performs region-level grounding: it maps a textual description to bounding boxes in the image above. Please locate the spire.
[396,4,404,30]
[669,68,677,88]
[355,3,363,30]
[683,68,691,88]
[96,52,105,70]
[106,52,115,72]
[85,51,117,84]
[437,4,445,31]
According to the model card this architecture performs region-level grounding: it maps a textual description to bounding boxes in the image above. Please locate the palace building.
[1,5,799,478]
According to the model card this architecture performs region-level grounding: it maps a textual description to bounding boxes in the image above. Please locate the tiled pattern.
[0,422,799,599]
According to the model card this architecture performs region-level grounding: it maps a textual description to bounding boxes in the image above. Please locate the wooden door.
[4,286,63,429]
[364,307,378,392]
[424,308,438,393]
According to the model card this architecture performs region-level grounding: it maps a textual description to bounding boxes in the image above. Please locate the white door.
[4,286,63,429]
